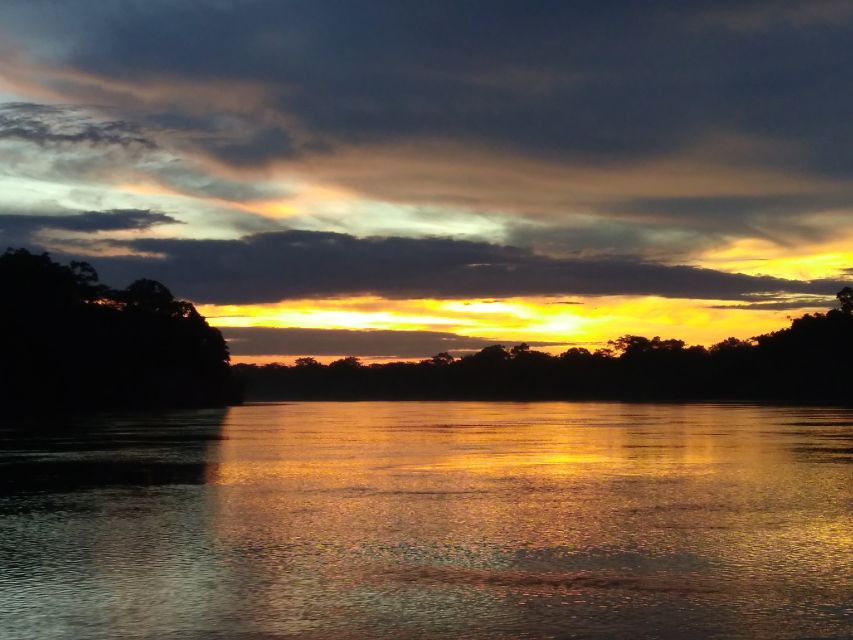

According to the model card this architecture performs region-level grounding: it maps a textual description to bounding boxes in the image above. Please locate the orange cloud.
[0,44,272,114]
[265,134,846,223]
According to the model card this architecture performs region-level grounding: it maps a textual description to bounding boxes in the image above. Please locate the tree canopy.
[0,249,236,412]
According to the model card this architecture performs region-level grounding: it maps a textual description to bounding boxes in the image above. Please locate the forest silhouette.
[0,249,235,411]
[2,248,851,409]
[236,288,853,404]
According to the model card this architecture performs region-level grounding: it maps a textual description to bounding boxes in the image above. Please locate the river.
[1,402,850,639]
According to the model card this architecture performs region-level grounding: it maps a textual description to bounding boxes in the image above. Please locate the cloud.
[78,230,850,304]
[693,1,853,32]
[0,102,299,240]
[5,103,845,262]
[0,208,179,247]
[223,327,563,358]
[4,1,853,176]
[147,165,294,204]
[267,137,851,251]
[193,124,303,168]
[709,296,838,311]
[0,102,168,195]
[0,102,155,149]
[2,2,853,266]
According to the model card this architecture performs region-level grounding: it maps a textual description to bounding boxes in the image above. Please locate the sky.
[1,0,852,363]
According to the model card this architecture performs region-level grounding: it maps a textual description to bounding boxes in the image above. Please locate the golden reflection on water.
[207,403,810,499]
[199,402,852,638]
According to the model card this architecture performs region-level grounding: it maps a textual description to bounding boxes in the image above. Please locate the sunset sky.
[1,1,852,363]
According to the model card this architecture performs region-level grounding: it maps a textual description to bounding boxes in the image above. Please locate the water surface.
[1,402,851,639]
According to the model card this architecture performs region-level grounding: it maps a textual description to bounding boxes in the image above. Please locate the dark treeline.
[4,246,851,408]
[235,288,853,404]
[0,249,236,411]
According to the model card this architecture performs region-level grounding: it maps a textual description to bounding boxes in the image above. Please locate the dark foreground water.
[0,402,851,640]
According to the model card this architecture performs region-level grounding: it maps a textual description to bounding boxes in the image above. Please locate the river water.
[0,402,850,639]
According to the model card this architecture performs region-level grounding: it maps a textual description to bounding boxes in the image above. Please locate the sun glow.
[698,232,853,281]
[197,294,829,362]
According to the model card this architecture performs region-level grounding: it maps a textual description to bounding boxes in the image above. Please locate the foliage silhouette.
[235,291,853,404]
[0,249,237,412]
[838,286,853,315]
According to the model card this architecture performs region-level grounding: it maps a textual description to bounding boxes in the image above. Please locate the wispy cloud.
[0,102,155,149]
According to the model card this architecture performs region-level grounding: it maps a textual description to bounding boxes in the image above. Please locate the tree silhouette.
[510,343,530,357]
[123,279,178,315]
[0,248,236,412]
[295,356,321,367]
[837,286,853,314]
[329,356,361,369]
[423,352,454,366]
[468,344,510,364]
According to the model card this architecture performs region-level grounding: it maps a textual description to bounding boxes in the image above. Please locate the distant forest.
[236,288,853,404]
[0,249,235,411]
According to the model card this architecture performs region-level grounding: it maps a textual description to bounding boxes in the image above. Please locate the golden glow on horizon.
[698,232,853,281]
[231,354,427,366]
[198,294,833,362]
[202,299,469,331]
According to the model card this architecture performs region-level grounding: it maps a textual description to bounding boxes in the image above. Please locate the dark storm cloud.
[143,110,310,168]
[575,194,853,247]
[204,125,299,167]
[83,2,688,162]
[0,103,156,149]
[505,221,710,261]
[0,209,179,246]
[222,327,563,358]
[84,230,850,304]
[603,195,844,222]
[4,1,853,175]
